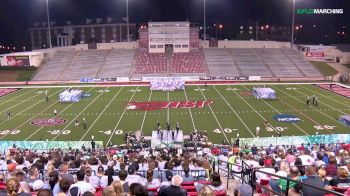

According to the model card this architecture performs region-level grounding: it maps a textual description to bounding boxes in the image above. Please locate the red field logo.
[0,88,18,97]
[31,118,67,126]
[126,100,214,111]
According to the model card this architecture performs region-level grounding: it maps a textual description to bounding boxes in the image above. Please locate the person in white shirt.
[125,164,147,187]
[70,170,95,194]
[298,150,315,166]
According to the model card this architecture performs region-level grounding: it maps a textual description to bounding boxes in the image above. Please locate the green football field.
[0,83,349,146]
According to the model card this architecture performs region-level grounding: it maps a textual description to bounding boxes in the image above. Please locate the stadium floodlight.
[291,0,296,49]
[203,0,206,41]
[126,0,130,42]
[45,0,52,48]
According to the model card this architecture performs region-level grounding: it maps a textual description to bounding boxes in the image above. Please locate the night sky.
[0,0,349,49]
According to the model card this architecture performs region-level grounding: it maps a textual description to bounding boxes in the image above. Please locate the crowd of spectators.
[0,147,226,196]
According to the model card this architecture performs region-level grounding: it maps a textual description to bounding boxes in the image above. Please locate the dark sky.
[0,0,349,48]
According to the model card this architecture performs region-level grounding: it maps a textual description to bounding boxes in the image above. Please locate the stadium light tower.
[126,0,130,42]
[203,0,207,41]
[46,0,52,48]
[291,0,296,49]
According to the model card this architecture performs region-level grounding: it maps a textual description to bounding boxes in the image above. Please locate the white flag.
[96,18,102,24]
[107,17,113,23]
[86,18,92,24]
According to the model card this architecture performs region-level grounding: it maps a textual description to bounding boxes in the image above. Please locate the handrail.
[252,168,344,196]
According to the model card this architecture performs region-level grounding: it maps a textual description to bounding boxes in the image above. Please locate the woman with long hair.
[110,181,124,196]
[6,178,30,196]
[146,169,160,189]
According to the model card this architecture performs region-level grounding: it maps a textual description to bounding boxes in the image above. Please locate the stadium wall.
[217,40,290,48]
[97,42,138,50]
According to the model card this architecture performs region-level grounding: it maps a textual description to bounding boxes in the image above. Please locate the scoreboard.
[148,22,190,53]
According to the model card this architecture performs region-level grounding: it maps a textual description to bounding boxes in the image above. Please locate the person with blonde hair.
[198,186,215,196]
[329,167,350,187]
[110,181,124,196]
[6,178,31,196]
[102,187,117,196]
[317,168,329,186]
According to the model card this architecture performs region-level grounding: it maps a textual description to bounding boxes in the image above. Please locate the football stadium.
[0,0,350,195]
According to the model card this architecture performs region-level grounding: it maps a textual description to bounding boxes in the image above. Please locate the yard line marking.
[0,88,55,126]
[0,88,62,139]
[52,87,105,141]
[79,87,124,141]
[25,88,95,141]
[198,85,230,144]
[167,90,170,122]
[241,85,310,135]
[213,86,254,137]
[0,88,37,107]
[0,88,48,115]
[298,85,350,110]
[140,89,153,132]
[275,85,345,126]
[183,88,196,131]
[106,86,139,146]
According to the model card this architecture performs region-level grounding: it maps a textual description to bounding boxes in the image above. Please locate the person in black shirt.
[159,175,187,196]
[330,168,350,188]
[294,166,326,196]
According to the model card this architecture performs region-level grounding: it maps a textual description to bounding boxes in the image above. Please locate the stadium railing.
[251,169,344,196]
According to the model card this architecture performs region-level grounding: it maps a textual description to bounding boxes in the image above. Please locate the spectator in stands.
[315,154,326,168]
[32,180,45,194]
[110,181,124,196]
[26,166,40,186]
[146,170,160,189]
[102,187,117,196]
[299,150,314,166]
[15,171,30,194]
[129,183,148,196]
[101,165,119,188]
[160,170,173,187]
[57,178,72,196]
[7,163,17,179]
[6,178,31,196]
[59,163,74,182]
[46,171,60,195]
[125,164,147,187]
[234,184,252,196]
[198,186,215,196]
[277,166,300,194]
[317,168,330,186]
[325,156,338,177]
[44,164,55,181]
[181,167,195,182]
[293,158,306,177]
[36,189,54,196]
[159,175,187,196]
[196,173,225,192]
[256,159,276,183]
[329,167,350,188]
[85,166,100,188]
[118,170,129,193]
[294,166,326,196]
[286,149,296,165]
[70,170,96,195]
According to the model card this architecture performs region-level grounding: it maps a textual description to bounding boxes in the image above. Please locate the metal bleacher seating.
[171,50,206,74]
[133,50,167,75]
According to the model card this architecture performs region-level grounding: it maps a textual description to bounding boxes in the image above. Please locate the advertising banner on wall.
[306,52,325,58]
[6,56,30,66]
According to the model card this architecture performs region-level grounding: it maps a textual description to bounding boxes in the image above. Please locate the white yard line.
[0,88,55,126]
[198,85,230,143]
[51,87,105,141]
[0,88,37,107]
[25,88,95,141]
[275,85,345,126]
[213,86,254,137]
[183,88,196,131]
[79,87,125,141]
[140,89,153,132]
[298,84,350,110]
[0,88,61,139]
[106,87,139,146]
[240,85,311,135]
[0,88,49,115]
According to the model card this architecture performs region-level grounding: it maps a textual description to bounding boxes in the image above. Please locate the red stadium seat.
[332,186,349,193]
[214,190,227,196]
[181,182,195,186]
[188,192,198,196]
[181,186,196,192]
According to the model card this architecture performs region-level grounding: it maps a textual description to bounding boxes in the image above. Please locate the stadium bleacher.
[133,50,168,75]
[171,50,207,74]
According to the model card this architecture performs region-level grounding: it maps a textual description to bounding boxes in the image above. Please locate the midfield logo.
[126,100,214,111]
[31,118,67,126]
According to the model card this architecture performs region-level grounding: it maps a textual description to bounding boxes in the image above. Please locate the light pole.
[203,0,206,41]
[126,0,130,42]
[291,0,296,49]
[46,0,52,48]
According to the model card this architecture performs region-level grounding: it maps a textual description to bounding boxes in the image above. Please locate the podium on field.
[151,130,184,149]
